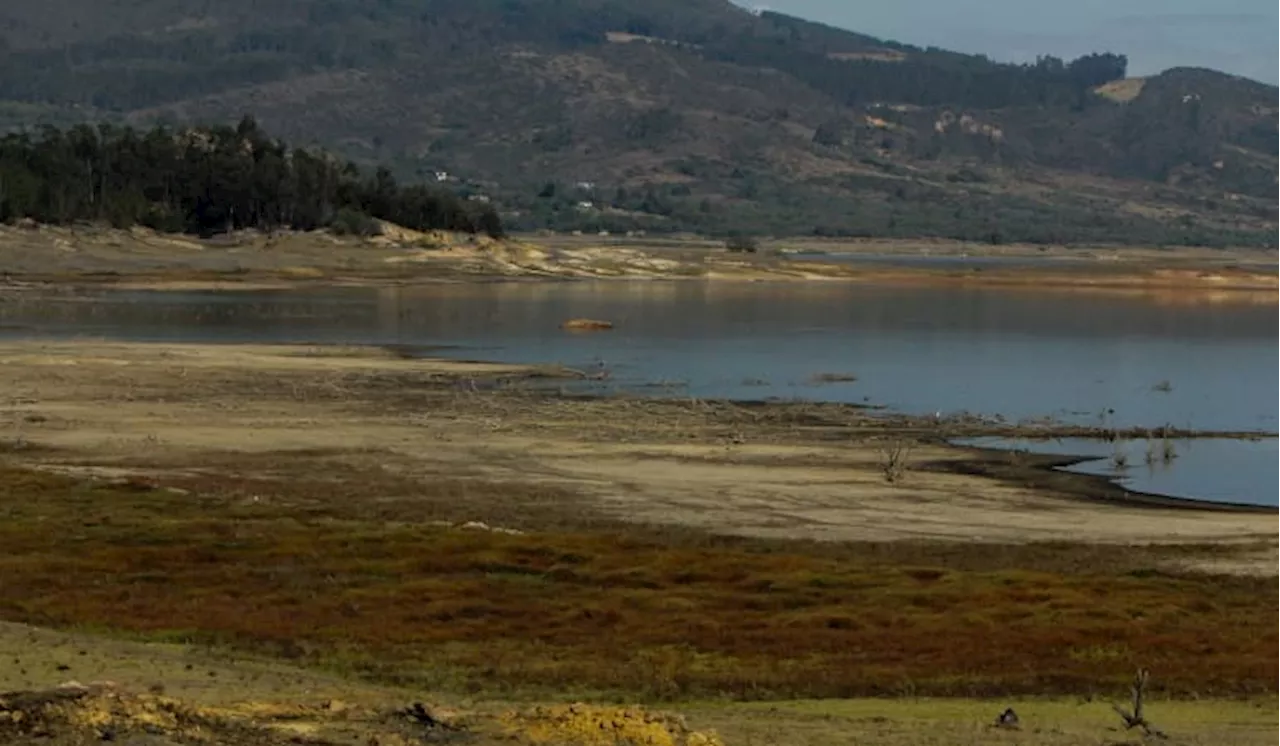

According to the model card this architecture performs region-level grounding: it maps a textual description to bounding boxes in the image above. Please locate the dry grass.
[689,697,1278,746]
[0,622,1274,746]
[0,463,1274,703]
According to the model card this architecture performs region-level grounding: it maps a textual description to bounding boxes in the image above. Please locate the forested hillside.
[0,2,1127,112]
[0,117,504,237]
[0,0,1275,245]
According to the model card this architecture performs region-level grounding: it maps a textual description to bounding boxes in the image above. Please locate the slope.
[0,0,1275,246]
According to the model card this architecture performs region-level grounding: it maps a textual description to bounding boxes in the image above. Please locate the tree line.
[0,116,503,238]
[707,34,1128,110]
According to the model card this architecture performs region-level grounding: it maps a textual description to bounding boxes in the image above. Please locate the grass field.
[689,698,1278,745]
[1,464,1274,704]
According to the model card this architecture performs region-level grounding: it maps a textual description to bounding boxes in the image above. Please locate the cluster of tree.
[0,116,503,238]
[504,175,1273,249]
[706,34,1128,109]
[717,11,1127,109]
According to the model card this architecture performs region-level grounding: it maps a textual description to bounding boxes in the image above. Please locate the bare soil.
[1,223,1276,300]
[0,341,1273,558]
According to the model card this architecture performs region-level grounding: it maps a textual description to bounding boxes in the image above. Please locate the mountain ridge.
[0,0,1275,246]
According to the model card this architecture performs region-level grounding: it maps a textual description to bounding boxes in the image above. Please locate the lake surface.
[957,437,1276,506]
[2,282,1275,505]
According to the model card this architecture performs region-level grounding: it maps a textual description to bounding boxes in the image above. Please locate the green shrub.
[330,208,382,237]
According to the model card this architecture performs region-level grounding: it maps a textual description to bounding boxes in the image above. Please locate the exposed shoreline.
[552,386,1278,512]
[0,223,1275,300]
[1,340,1274,556]
[932,445,1273,513]
[1,230,1274,518]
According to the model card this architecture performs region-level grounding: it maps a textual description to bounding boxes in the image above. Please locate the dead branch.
[1111,668,1167,739]
[878,438,913,483]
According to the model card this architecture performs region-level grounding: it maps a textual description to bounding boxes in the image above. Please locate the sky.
[750,0,1278,84]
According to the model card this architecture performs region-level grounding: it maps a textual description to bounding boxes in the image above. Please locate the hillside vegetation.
[0,118,505,237]
[0,0,1275,245]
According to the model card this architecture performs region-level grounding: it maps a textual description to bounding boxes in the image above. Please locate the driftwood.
[1111,669,1167,739]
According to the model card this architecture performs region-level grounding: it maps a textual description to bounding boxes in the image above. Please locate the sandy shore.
[0,340,1272,569]
[1,223,1276,299]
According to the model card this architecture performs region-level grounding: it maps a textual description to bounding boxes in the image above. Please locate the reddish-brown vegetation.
[0,464,1274,701]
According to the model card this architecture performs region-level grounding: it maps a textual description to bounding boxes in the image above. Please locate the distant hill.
[0,0,1275,246]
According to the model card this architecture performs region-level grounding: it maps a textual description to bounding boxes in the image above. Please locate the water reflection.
[958,437,1279,507]
[3,283,1275,428]
[1,282,1275,505]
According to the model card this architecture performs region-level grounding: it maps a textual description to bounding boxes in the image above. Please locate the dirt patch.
[502,704,721,746]
[1094,77,1147,103]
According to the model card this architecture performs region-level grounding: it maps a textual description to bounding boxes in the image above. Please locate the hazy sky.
[752,0,1278,84]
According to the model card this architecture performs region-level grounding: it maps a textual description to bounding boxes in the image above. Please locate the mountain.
[0,0,1276,246]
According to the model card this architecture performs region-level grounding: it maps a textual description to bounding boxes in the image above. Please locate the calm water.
[958,437,1277,505]
[2,283,1275,505]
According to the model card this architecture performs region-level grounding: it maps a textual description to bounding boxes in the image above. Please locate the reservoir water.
[2,282,1274,505]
